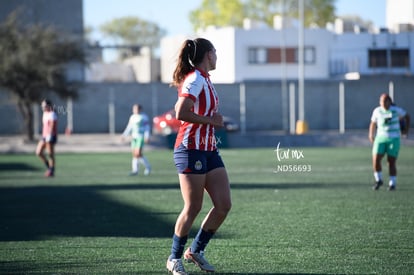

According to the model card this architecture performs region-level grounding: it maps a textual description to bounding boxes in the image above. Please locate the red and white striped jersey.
[174,69,219,151]
[42,111,58,138]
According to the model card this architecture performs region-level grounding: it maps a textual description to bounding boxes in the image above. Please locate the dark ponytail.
[171,38,214,87]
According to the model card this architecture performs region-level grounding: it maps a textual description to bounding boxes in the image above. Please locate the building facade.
[160,0,414,84]
[161,25,414,84]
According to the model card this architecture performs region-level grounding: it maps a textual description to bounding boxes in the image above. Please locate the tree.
[0,11,86,141]
[190,0,335,30]
[189,0,245,31]
[99,16,166,59]
[281,0,336,28]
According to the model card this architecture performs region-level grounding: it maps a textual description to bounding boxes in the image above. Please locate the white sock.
[139,157,151,170]
[389,176,396,186]
[132,157,139,172]
[374,172,382,182]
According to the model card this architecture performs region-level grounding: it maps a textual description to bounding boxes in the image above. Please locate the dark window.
[267,48,282,63]
[369,49,387,68]
[391,49,409,67]
[286,48,297,63]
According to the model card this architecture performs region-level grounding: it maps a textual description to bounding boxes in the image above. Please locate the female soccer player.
[369,93,410,190]
[121,104,151,176]
[166,38,232,275]
[36,99,58,177]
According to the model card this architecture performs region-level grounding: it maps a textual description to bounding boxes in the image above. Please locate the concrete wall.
[1,75,413,135]
[0,0,83,34]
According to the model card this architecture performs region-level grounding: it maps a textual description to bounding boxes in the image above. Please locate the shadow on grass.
[0,181,357,242]
[0,184,178,242]
[230,182,363,190]
[187,273,342,275]
[0,162,39,171]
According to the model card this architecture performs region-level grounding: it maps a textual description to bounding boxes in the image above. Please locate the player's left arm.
[143,115,150,143]
[401,113,410,136]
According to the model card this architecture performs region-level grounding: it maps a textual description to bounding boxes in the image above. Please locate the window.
[248,47,315,64]
[391,49,409,67]
[369,49,387,68]
[304,47,316,64]
[248,48,267,64]
[369,48,410,68]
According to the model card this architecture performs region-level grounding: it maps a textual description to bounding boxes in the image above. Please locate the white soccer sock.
[374,171,382,182]
[389,176,397,186]
[138,157,151,170]
[132,157,139,172]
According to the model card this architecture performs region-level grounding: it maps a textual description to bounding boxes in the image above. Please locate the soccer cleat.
[388,185,396,191]
[144,168,151,176]
[44,169,54,178]
[372,180,383,190]
[129,171,138,176]
[166,258,187,275]
[184,248,215,272]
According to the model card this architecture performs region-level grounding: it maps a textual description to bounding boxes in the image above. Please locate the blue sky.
[83,0,386,61]
[84,0,386,40]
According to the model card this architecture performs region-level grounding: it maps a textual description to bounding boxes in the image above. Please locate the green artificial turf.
[0,147,413,274]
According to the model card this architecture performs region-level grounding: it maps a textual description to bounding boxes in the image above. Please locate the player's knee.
[217,201,232,217]
[184,204,203,218]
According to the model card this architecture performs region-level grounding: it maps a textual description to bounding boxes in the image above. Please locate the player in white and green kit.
[122,104,151,176]
[369,93,410,190]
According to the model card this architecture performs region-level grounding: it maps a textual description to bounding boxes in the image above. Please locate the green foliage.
[191,0,336,30]
[0,147,413,274]
[99,16,166,59]
[0,10,86,140]
[244,0,283,27]
[189,0,245,31]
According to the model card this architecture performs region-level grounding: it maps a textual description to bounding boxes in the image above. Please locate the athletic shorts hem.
[173,143,225,174]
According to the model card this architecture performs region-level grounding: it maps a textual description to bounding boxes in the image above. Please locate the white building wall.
[123,47,157,83]
[85,63,135,82]
[331,33,372,75]
[331,32,414,76]
[195,27,334,82]
[197,27,237,83]
[160,35,189,84]
[159,19,414,83]
[387,0,414,31]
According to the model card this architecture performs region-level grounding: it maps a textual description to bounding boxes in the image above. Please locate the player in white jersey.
[122,104,151,176]
[369,93,410,190]
[36,99,58,177]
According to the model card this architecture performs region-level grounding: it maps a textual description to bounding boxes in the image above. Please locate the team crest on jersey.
[194,160,203,170]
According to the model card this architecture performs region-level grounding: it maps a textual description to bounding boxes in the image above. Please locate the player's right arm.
[175,97,223,127]
[121,116,133,139]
